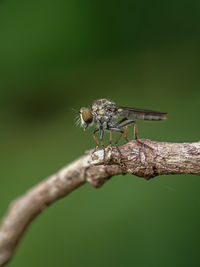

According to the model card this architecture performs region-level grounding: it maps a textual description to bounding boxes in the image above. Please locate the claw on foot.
[92,145,99,154]
[107,144,112,150]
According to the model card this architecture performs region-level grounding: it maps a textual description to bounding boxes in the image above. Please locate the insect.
[77,98,167,149]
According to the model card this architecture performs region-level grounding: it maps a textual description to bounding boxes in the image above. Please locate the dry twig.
[0,139,200,265]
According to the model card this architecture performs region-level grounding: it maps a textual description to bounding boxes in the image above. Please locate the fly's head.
[79,107,94,131]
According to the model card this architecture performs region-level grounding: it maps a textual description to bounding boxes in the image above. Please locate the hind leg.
[124,126,130,142]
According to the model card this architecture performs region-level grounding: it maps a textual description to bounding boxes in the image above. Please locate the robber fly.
[77,98,167,149]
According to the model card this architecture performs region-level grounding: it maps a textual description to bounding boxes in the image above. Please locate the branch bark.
[0,139,200,265]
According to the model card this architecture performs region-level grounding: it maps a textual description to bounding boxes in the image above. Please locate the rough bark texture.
[0,139,200,266]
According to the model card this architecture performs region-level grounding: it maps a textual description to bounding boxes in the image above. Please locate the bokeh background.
[1,0,200,266]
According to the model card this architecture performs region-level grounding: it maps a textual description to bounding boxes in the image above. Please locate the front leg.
[93,128,99,150]
[92,128,105,162]
[99,127,105,150]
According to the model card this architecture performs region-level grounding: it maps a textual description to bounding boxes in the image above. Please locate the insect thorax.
[91,99,117,128]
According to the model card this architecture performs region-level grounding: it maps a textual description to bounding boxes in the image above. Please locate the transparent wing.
[117,106,167,121]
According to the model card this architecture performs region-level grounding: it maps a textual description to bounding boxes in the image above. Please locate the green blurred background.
[1,0,200,266]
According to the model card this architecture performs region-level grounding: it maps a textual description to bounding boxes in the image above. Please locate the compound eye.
[81,108,93,123]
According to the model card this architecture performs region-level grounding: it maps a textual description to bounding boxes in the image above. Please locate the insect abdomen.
[139,113,167,120]
[118,107,167,121]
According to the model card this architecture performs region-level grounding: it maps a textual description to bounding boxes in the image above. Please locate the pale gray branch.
[0,139,200,265]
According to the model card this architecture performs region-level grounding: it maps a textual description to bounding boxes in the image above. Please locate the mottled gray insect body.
[78,98,167,147]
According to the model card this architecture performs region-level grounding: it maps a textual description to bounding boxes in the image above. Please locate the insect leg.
[116,119,135,142]
[107,127,124,145]
[118,120,138,139]
[115,132,124,145]
[115,119,135,128]
[99,127,104,140]
[99,127,106,161]
[124,126,129,142]
[109,131,112,146]
[114,117,128,127]
[99,127,105,147]
[93,128,99,150]
[106,127,123,160]
[117,120,138,140]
